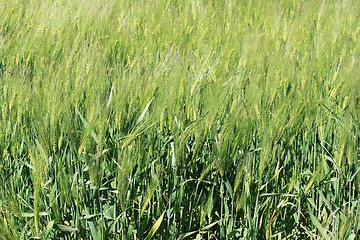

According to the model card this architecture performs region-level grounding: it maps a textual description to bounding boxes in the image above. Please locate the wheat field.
[1,0,360,239]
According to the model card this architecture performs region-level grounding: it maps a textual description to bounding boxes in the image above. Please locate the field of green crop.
[1,0,360,239]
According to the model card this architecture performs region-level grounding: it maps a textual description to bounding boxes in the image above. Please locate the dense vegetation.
[1,0,360,239]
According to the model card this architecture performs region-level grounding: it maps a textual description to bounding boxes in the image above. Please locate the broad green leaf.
[21,212,48,217]
[308,211,330,240]
[45,220,55,237]
[178,230,198,240]
[348,233,356,240]
[75,107,100,143]
[87,221,99,240]
[136,98,153,125]
[55,224,78,232]
[144,210,165,240]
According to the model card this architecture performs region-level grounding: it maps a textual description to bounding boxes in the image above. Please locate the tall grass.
[1,0,360,239]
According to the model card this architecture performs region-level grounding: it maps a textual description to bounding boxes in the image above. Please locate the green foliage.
[1,0,360,239]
